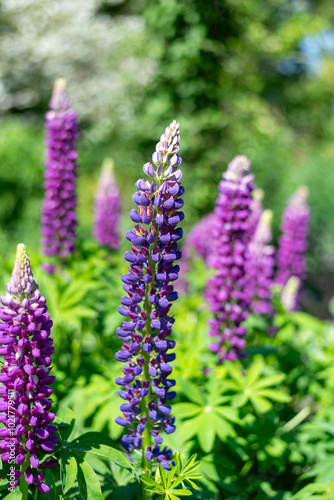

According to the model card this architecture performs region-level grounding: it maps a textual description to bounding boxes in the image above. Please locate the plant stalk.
[19,450,30,500]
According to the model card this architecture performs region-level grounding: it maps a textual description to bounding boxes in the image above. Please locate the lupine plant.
[0,244,57,496]
[185,212,217,266]
[276,186,310,309]
[206,155,255,361]
[93,158,121,250]
[114,120,184,497]
[245,209,275,316]
[41,78,79,273]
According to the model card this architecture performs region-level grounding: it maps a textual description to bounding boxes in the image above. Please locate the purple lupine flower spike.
[115,120,183,470]
[185,212,217,266]
[93,159,121,250]
[41,79,79,272]
[245,209,275,316]
[206,155,255,361]
[0,244,57,493]
[276,186,310,309]
[247,188,264,238]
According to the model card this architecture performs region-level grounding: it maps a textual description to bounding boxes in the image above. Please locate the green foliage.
[54,409,134,499]
[291,481,334,499]
[141,453,202,500]
[173,376,239,453]
[224,356,291,413]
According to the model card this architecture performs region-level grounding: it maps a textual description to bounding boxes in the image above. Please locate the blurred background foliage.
[1,0,334,315]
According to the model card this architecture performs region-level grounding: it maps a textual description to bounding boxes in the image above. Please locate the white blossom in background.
[0,0,155,126]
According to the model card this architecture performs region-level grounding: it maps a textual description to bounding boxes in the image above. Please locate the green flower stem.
[19,449,30,500]
[141,189,160,500]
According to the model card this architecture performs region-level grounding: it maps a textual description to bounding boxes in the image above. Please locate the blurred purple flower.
[93,159,121,250]
[245,209,275,316]
[186,212,217,265]
[0,244,57,493]
[207,155,255,361]
[41,79,79,271]
[276,186,310,309]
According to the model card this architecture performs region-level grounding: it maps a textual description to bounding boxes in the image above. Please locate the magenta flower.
[276,186,310,309]
[115,120,183,470]
[0,244,57,493]
[93,159,121,250]
[185,212,217,267]
[206,156,255,361]
[41,79,79,271]
[245,209,275,316]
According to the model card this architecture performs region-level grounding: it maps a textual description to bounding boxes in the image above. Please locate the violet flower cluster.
[0,245,57,493]
[245,210,275,316]
[93,159,121,250]
[115,120,183,469]
[207,156,255,361]
[41,79,79,272]
[185,212,217,266]
[276,186,310,309]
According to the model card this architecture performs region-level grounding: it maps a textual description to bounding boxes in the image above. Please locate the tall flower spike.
[93,158,121,250]
[41,79,79,273]
[245,209,275,316]
[206,155,255,361]
[0,245,57,494]
[115,121,183,471]
[276,186,310,309]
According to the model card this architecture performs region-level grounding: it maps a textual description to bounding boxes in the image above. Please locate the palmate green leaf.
[170,490,192,496]
[245,356,263,386]
[226,356,290,413]
[185,478,200,490]
[141,476,163,489]
[68,432,132,470]
[179,415,203,441]
[249,395,273,414]
[251,373,286,389]
[92,394,124,440]
[159,464,168,488]
[225,361,245,385]
[177,379,206,405]
[257,388,290,402]
[291,481,334,498]
[172,403,202,418]
[3,490,22,500]
[178,402,238,452]
[55,407,76,442]
[57,280,101,310]
[214,406,240,423]
[197,413,216,453]
[77,459,104,500]
[214,414,236,441]
[166,466,177,489]
[142,452,202,499]
[182,454,198,473]
[60,449,78,494]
